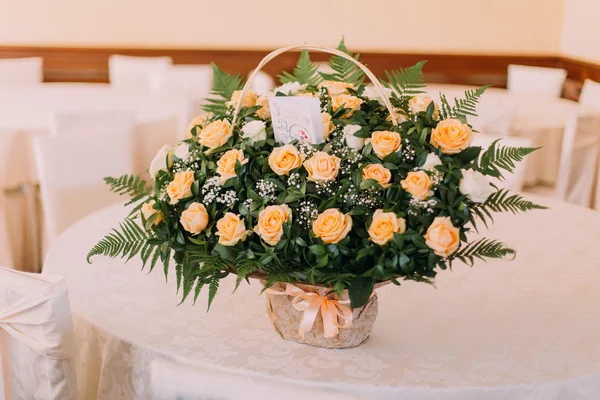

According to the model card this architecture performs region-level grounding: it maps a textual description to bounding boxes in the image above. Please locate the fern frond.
[469,189,547,228]
[479,140,539,178]
[319,38,365,85]
[104,174,152,217]
[452,238,516,267]
[87,218,152,263]
[279,50,322,86]
[207,276,220,311]
[384,61,426,100]
[233,259,263,291]
[202,63,244,115]
[453,85,491,117]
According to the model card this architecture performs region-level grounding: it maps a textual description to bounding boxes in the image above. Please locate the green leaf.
[103,174,152,217]
[207,276,220,311]
[348,277,375,308]
[383,61,426,101]
[479,141,540,178]
[452,237,516,267]
[278,50,322,86]
[87,218,151,263]
[202,63,244,114]
[319,37,365,85]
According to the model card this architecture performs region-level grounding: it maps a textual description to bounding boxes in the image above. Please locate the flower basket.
[87,39,546,349]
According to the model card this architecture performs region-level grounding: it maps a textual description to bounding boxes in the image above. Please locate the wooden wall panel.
[0,46,597,100]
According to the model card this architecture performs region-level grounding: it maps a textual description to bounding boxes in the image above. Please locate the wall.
[561,0,600,63]
[0,0,564,55]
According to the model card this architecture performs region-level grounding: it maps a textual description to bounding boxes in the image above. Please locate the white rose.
[459,169,494,203]
[421,153,442,171]
[149,145,172,179]
[362,85,393,103]
[343,124,365,150]
[274,81,307,95]
[174,142,190,160]
[241,120,267,143]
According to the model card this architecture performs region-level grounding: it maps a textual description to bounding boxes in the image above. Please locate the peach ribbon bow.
[266,284,354,339]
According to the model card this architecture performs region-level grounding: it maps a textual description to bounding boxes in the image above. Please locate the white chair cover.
[0,58,43,87]
[50,109,137,137]
[0,133,13,269]
[150,358,364,400]
[555,114,600,207]
[579,79,600,109]
[469,95,514,137]
[473,133,533,191]
[108,55,173,91]
[251,70,275,96]
[0,267,78,400]
[507,65,567,98]
[33,131,134,242]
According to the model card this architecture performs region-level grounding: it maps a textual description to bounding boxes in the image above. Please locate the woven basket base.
[264,281,378,349]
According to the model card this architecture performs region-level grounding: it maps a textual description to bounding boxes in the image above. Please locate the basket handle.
[231,45,398,127]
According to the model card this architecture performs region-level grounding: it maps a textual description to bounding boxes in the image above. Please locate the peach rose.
[362,164,392,188]
[401,171,433,200]
[368,209,406,245]
[255,96,271,119]
[216,149,248,184]
[216,213,250,246]
[430,118,474,154]
[167,170,195,205]
[227,90,257,109]
[425,216,460,257]
[312,208,352,244]
[199,119,232,151]
[187,113,212,138]
[295,91,319,98]
[368,130,401,159]
[304,151,341,182]
[254,205,292,246]
[141,200,162,225]
[408,96,439,118]
[321,112,335,139]
[180,202,209,235]
[319,80,353,96]
[268,144,304,176]
[386,108,409,124]
[331,94,363,118]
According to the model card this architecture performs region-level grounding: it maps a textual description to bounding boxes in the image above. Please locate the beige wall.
[0,0,564,55]
[561,0,600,63]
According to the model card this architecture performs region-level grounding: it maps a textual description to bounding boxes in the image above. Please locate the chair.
[0,132,14,269]
[150,358,364,400]
[108,55,173,91]
[473,133,533,191]
[33,130,134,242]
[555,113,600,207]
[0,266,78,399]
[579,79,600,109]
[507,65,567,98]
[0,57,43,87]
[50,109,136,137]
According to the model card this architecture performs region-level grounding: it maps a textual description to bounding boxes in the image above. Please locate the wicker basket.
[235,45,395,348]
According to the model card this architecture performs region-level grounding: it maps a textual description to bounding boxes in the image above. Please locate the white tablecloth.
[426,85,598,186]
[0,83,190,271]
[43,197,600,399]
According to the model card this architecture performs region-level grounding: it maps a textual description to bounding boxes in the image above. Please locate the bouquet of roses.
[88,40,545,312]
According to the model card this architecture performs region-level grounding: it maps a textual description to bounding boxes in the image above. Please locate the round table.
[425,84,599,186]
[43,197,600,399]
[0,83,189,271]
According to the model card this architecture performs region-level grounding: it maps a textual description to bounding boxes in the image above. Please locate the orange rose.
[312,208,352,244]
[255,96,271,119]
[319,80,353,96]
[167,170,195,205]
[141,200,162,225]
[321,112,335,140]
[425,216,460,257]
[430,118,474,154]
[216,149,248,184]
[368,209,406,245]
[216,213,250,246]
[268,144,304,176]
[304,151,341,182]
[368,130,401,159]
[401,171,433,200]
[408,96,439,118]
[362,164,392,188]
[180,202,209,235]
[199,119,232,151]
[331,94,363,118]
[227,90,257,109]
[254,205,292,246]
